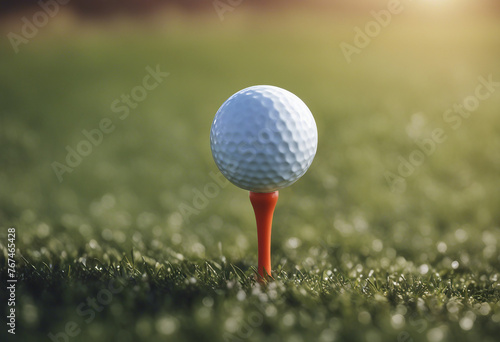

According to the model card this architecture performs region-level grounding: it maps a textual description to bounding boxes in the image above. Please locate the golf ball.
[210,85,318,192]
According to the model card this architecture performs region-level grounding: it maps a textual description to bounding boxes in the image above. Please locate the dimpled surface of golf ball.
[210,85,318,192]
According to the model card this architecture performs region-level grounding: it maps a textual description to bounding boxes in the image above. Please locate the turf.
[1,9,500,342]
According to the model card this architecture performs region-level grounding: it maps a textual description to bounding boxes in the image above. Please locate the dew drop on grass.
[419,264,429,275]
[483,245,497,259]
[482,231,497,246]
[156,316,178,335]
[479,303,491,315]
[236,290,246,301]
[168,212,183,229]
[365,330,381,342]
[36,223,50,238]
[113,231,126,243]
[265,305,277,317]
[22,303,39,325]
[390,314,405,329]
[372,239,384,252]
[319,328,336,342]
[202,297,214,307]
[459,315,474,330]
[224,317,239,333]
[455,228,468,243]
[195,307,212,324]
[286,237,301,249]
[437,242,447,253]
[132,232,142,243]
[427,327,445,342]
[89,239,99,249]
[396,305,407,315]
[358,311,371,325]
[446,302,460,314]
[282,312,295,327]
[152,226,163,237]
[102,228,113,241]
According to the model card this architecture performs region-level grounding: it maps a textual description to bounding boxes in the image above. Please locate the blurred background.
[1,0,500,341]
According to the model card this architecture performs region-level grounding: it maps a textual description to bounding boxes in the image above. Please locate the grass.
[1,8,500,342]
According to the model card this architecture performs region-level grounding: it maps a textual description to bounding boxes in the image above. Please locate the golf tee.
[249,191,279,281]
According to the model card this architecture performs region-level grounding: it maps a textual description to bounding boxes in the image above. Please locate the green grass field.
[1,9,500,342]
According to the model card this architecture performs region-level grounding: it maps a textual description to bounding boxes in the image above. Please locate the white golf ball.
[210,85,318,192]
